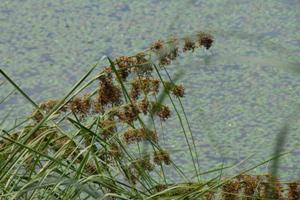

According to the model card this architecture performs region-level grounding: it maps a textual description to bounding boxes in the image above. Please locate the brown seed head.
[115,56,135,80]
[287,182,300,200]
[197,32,214,50]
[222,179,240,200]
[151,78,160,93]
[159,56,171,66]
[138,98,149,114]
[129,87,140,100]
[132,52,153,76]
[40,100,60,110]
[104,66,113,74]
[204,191,215,200]
[117,103,140,123]
[123,128,157,144]
[183,37,196,52]
[151,40,164,51]
[241,175,259,200]
[130,77,160,99]
[69,95,91,116]
[69,97,81,113]
[153,150,171,165]
[98,76,122,106]
[266,175,282,200]
[172,84,185,97]
[157,105,171,121]
[93,101,103,113]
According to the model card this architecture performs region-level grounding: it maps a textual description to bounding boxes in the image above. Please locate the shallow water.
[1,0,299,180]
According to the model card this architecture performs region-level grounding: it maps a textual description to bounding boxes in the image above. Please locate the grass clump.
[0,31,299,199]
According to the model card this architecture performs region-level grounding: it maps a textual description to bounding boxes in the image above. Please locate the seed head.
[172,84,185,97]
[115,56,135,80]
[69,95,91,116]
[151,40,164,51]
[116,103,140,123]
[204,192,215,200]
[138,98,149,114]
[123,128,157,144]
[222,179,241,200]
[158,106,171,121]
[287,182,300,200]
[132,52,153,76]
[183,37,196,52]
[130,77,160,99]
[197,32,214,49]
[159,56,171,66]
[153,150,171,165]
[240,175,259,199]
[97,76,122,106]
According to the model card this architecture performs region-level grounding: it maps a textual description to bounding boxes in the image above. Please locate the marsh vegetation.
[1,31,300,199]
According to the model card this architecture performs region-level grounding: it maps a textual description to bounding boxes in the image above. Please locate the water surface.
[1,0,299,180]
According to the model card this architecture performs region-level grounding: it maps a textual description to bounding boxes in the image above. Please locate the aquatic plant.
[0,31,299,199]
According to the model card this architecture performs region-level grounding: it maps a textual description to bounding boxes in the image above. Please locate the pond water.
[1,0,299,180]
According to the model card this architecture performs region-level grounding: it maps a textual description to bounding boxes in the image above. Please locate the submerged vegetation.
[0,31,299,199]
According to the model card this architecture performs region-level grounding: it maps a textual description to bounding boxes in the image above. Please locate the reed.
[0,31,299,199]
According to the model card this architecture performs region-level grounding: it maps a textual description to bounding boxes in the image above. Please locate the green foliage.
[1,31,299,199]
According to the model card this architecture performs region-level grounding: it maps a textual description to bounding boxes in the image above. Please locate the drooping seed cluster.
[150,174,299,199]
[97,76,123,109]
[123,128,158,144]
[183,37,196,52]
[4,30,300,199]
[153,150,171,165]
[69,94,91,116]
[31,31,208,123]
[172,84,185,97]
[287,182,300,200]
[19,31,215,189]
[197,32,214,50]
[151,102,171,121]
[150,32,214,66]
[163,81,185,98]
[240,175,260,200]
[138,98,149,114]
[220,174,288,200]
[32,99,67,122]
[115,56,134,80]
[129,77,160,100]
[116,103,140,124]
[222,179,241,200]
